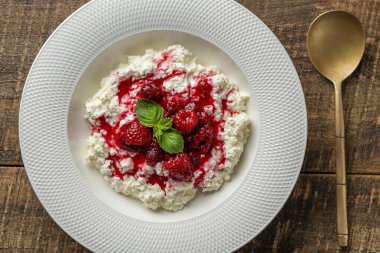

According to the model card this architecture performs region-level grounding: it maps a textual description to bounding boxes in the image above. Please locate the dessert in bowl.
[21,1,305,250]
[85,45,250,211]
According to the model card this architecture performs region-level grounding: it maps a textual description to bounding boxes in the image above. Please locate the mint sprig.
[135,99,164,127]
[135,99,184,154]
[157,128,184,154]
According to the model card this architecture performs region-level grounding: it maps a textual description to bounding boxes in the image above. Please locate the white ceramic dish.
[19,0,307,252]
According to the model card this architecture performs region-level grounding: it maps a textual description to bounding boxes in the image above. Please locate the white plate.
[19,0,307,252]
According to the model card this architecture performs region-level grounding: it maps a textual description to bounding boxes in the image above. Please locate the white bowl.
[19,0,307,252]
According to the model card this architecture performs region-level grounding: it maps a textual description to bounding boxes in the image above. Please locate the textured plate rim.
[19,0,307,252]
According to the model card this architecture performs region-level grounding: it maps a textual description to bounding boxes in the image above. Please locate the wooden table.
[1,0,379,252]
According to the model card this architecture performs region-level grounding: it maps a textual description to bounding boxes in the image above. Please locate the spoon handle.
[334,82,348,247]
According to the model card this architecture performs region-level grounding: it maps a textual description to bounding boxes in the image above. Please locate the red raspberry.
[188,151,203,166]
[138,81,162,102]
[164,94,188,116]
[187,124,214,153]
[146,138,164,166]
[119,120,152,150]
[163,153,194,181]
[164,153,173,161]
[196,111,210,126]
[173,109,198,134]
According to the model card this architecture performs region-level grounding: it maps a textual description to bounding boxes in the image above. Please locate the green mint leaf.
[135,99,163,127]
[153,118,172,137]
[159,118,173,131]
[153,126,163,137]
[157,128,184,154]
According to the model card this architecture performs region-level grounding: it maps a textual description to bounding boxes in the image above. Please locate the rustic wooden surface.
[0,0,379,252]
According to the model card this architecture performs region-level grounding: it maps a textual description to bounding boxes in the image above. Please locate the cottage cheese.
[85,45,250,211]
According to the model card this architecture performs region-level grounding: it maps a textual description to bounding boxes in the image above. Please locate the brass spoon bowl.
[307,11,365,247]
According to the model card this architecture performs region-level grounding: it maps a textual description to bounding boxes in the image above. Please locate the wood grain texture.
[0,0,88,165]
[1,168,379,253]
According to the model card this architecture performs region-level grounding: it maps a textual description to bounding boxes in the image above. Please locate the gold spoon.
[307,10,365,247]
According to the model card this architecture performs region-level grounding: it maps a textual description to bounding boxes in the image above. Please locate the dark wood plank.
[0,0,88,165]
[1,168,379,252]
[237,0,380,174]
[1,0,378,172]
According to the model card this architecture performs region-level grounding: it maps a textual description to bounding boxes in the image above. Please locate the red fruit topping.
[147,174,167,190]
[119,120,152,150]
[146,138,164,166]
[188,151,202,166]
[189,151,212,167]
[138,81,162,102]
[173,109,198,134]
[185,102,200,111]
[187,124,214,153]
[117,78,132,100]
[197,79,212,99]
[196,111,210,126]
[163,153,194,181]
[164,153,173,161]
[164,94,188,116]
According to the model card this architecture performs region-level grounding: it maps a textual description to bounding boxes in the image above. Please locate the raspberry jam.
[90,50,237,191]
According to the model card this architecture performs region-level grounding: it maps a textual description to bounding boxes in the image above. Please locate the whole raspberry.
[163,153,194,181]
[196,111,210,126]
[146,138,164,166]
[173,109,198,134]
[119,119,152,150]
[138,81,162,102]
[187,124,214,153]
[164,94,188,116]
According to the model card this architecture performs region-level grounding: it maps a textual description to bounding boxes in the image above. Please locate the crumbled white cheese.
[120,158,134,173]
[110,176,196,211]
[86,133,108,165]
[169,44,193,63]
[86,133,111,176]
[117,49,157,77]
[153,162,169,177]
[85,76,119,124]
[109,148,117,156]
[227,91,250,112]
[141,163,155,175]
[163,74,187,93]
[222,113,250,166]
[119,113,135,127]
